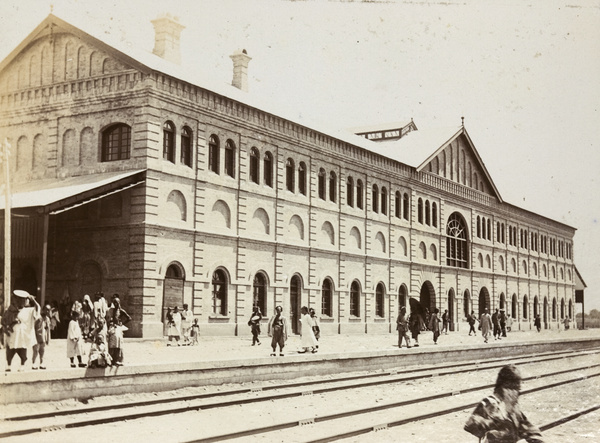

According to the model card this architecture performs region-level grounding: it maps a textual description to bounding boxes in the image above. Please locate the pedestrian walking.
[67,311,86,368]
[32,304,51,370]
[429,308,441,344]
[190,318,200,346]
[167,306,182,346]
[408,311,422,347]
[492,308,502,340]
[267,305,288,356]
[181,304,194,345]
[248,307,262,346]
[500,309,507,337]
[298,306,318,353]
[464,364,544,442]
[1,290,40,372]
[396,306,411,348]
[309,308,320,348]
[441,309,449,334]
[480,309,493,343]
[534,314,541,333]
[468,310,477,336]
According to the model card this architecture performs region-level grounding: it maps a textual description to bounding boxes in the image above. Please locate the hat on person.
[13,289,31,298]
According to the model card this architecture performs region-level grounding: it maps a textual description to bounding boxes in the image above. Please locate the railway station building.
[0,14,578,337]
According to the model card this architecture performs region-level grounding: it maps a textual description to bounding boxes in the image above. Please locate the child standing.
[32,304,52,369]
[190,318,200,346]
[67,311,86,368]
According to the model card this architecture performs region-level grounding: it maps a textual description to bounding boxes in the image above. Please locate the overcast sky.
[1,0,599,313]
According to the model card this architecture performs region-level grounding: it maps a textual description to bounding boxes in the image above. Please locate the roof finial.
[50,3,54,14]
[461,116,464,127]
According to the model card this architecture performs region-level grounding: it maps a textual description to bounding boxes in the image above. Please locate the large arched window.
[399,284,408,310]
[347,176,354,207]
[224,139,236,177]
[523,295,528,319]
[329,171,337,202]
[375,283,385,318]
[350,281,360,317]
[381,187,387,215]
[403,193,410,220]
[394,191,401,218]
[432,202,438,227]
[446,212,469,268]
[212,269,228,316]
[425,200,431,225]
[417,198,423,224]
[264,151,273,187]
[208,135,220,174]
[253,273,267,315]
[356,180,364,209]
[163,121,175,163]
[249,147,260,184]
[181,126,192,167]
[101,123,131,162]
[318,168,326,200]
[321,278,333,317]
[298,162,307,195]
[286,158,295,192]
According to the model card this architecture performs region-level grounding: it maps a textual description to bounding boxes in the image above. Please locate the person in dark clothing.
[499,309,507,337]
[492,309,502,340]
[267,306,288,356]
[468,310,477,336]
[534,314,542,332]
[429,308,441,344]
[465,364,544,443]
[441,309,449,334]
[248,307,262,346]
[396,306,411,348]
[408,311,422,347]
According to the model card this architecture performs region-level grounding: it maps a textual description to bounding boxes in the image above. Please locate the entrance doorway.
[447,288,455,331]
[290,275,302,334]
[163,263,184,335]
[478,287,491,317]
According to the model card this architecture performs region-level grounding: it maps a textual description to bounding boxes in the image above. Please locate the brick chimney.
[151,14,185,64]
[230,49,252,92]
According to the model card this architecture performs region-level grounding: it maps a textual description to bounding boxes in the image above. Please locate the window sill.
[319,316,335,323]
[349,317,362,322]
[208,315,230,322]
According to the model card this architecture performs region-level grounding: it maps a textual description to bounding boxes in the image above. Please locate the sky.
[0,0,599,313]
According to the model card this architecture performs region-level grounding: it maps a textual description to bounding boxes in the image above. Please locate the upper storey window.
[286,158,295,192]
[101,123,131,162]
[249,147,260,184]
[264,152,273,187]
[181,126,192,167]
[356,179,364,209]
[329,171,337,203]
[446,212,469,269]
[208,135,220,174]
[298,162,307,195]
[225,140,236,178]
[318,168,326,200]
[163,121,175,163]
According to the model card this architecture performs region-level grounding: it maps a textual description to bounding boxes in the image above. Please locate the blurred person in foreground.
[464,364,544,443]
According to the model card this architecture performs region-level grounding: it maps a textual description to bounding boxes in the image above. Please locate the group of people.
[165,304,198,346]
[247,305,320,356]
[397,306,445,348]
[1,289,131,371]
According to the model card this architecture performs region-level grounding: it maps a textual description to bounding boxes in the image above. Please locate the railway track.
[1,348,598,442]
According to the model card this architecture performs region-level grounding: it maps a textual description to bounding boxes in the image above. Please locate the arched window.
[163,121,175,163]
[356,180,364,209]
[350,281,360,317]
[249,147,260,184]
[523,295,529,319]
[212,269,228,316]
[321,279,333,317]
[101,123,131,162]
[432,202,437,227]
[487,218,491,240]
[298,162,307,195]
[253,273,267,315]
[399,284,408,310]
[375,283,385,318]
[463,290,470,318]
[181,126,192,167]
[208,135,220,174]
[372,184,379,213]
[318,168,326,200]
[477,216,481,238]
[512,294,518,319]
[395,191,401,218]
[381,187,387,215]
[446,212,469,268]
[552,298,557,320]
[418,198,423,223]
[329,171,337,202]
[347,176,354,207]
[286,158,295,192]
[263,152,273,187]
[224,139,236,177]
[403,193,409,220]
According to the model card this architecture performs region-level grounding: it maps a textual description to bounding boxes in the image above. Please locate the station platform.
[1,328,598,405]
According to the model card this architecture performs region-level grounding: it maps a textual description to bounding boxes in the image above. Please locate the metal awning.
[0,169,145,214]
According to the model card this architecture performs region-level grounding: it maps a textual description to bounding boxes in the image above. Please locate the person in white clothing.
[181,304,194,345]
[298,306,318,353]
[1,290,40,372]
[167,306,182,346]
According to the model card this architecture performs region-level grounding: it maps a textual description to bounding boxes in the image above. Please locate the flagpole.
[2,138,11,312]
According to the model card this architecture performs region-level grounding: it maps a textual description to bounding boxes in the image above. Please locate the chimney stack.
[230,49,252,92]
[151,14,185,64]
